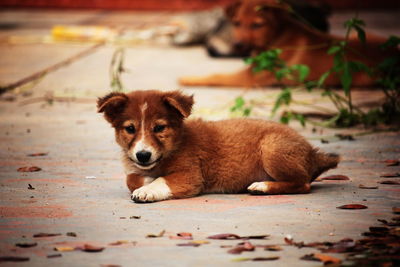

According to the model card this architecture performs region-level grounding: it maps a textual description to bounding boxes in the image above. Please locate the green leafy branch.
[109,47,127,92]
[237,16,400,128]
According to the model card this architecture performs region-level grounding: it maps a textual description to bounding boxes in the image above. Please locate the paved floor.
[0,8,399,267]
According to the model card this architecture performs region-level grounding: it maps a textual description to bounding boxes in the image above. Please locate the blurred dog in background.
[171,0,331,57]
[178,0,397,87]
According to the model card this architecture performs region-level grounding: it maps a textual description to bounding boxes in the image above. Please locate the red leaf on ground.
[17,166,42,172]
[80,244,105,252]
[227,242,255,254]
[380,173,400,178]
[207,233,241,240]
[385,159,399,166]
[33,233,62,238]
[15,242,37,248]
[359,184,378,189]
[320,175,350,181]
[379,180,400,185]
[170,232,193,240]
[27,152,48,157]
[301,253,341,265]
[284,236,294,245]
[0,256,30,262]
[337,204,368,210]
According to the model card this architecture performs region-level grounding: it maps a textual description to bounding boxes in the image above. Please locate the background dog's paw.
[131,178,171,203]
[247,182,269,195]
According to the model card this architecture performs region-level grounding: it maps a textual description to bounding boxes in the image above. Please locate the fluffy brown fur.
[179,0,398,88]
[98,90,339,203]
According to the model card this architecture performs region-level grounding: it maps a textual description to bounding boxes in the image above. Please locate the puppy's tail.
[311,150,340,181]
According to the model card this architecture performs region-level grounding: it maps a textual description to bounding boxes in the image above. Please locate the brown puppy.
[179,0,396,88]
[98,90,339,203]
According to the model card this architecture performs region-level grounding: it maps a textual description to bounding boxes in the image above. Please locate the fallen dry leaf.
[241,234,269,239]
[379,180,400,185]
[54,246,75,252]
[17,166,42,172]
[358,184,378,189]
[385,159,399,166]
[252,257,280,261]
[146,230,165,238]
[301,253,341,265]
[170,232,193,240]
[129,216,141,219]
[337,204,368,210]
[80,244,105,252]
[190,240,210,245]
[232,256,279,262]
[33,233,62,238]
[393,207,400,214]
[66,232,77,237]
[28,184,35,190]
[380,173,400,178]
[0,256,30,262]
[47,254,62,258]
[108,240,129,246]
[15,242,37,248]
[208,233,241,240]
[262,245,282,251]
[27,152,48,157]
[392,216,400,221]
[335,134,355,141]
[176,242,200,247]
[227,242,255,254]
[320,175,350,181]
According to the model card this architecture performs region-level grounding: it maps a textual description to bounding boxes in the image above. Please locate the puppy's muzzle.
[136,150,152,164]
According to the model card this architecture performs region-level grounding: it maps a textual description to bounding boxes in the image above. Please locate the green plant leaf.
[317,71,331,87]
[272,88,292,114]
[291,64,310,83]
[340,61,352,96]
[327,45,341,55]
[380,35,400,50]
[354,25,366,44]
[348,61,372,75]
[243,108,252,117]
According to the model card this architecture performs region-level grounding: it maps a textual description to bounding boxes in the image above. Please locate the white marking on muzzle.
[130,102,158,169]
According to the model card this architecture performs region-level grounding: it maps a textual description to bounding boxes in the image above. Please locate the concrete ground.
[0,8,399,267]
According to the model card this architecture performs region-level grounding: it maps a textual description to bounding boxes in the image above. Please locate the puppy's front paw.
[247,182,269,195]
[131,178,172,203]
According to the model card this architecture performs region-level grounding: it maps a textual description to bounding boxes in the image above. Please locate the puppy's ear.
[97,92,128,123]
[164,91,194,118]
[225,1,241,19]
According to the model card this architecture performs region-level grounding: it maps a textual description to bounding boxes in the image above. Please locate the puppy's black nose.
[136,151,152,163]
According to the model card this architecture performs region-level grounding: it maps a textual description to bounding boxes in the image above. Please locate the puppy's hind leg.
[248,134,313,195]
[248,181,311,195]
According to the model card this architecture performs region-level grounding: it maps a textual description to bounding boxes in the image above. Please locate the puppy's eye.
[233,21,241,27]
[125,125,136,134]
[153,125,166,133]
[250,22,264,29]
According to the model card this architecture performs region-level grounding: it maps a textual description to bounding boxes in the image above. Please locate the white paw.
[247,182,269,194]
[131,178,172,203]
